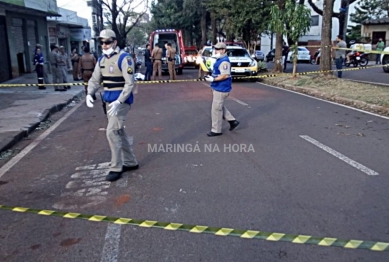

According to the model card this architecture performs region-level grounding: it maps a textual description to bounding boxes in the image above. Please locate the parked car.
[201,46,258,81]
[223,41,246,48]
[183,46,199,68]
[266,49,275,62]
[287,47,311,63]
[252,50,265,61]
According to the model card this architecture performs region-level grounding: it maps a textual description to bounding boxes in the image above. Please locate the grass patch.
[264,74,389,107]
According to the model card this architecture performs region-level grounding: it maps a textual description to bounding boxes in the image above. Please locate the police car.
[200,46,258,81]
[381,47,389,73]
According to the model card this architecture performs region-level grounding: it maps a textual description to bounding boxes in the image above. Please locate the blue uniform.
[211,55,232,92]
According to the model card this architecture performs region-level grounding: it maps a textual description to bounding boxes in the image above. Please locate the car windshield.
[185,50,197,55]
[202,48,213,57]
[226,49,250,58]
[298,47,309,51]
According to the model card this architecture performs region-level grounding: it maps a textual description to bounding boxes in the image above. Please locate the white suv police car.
[200,46,258,81]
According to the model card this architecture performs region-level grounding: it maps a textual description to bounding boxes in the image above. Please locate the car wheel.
[383,56,389,73]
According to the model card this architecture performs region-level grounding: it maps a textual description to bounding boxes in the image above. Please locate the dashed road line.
[101,224,122,262]
[100,167,129,261]
[229,96,249,106]
[300,135,379,176]
[201,82,249,106]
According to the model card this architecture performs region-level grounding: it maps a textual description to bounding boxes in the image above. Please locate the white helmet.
[99,29,116,39]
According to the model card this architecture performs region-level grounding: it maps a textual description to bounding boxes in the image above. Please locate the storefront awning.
[0,1,61,17]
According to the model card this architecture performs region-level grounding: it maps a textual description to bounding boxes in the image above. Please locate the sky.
[57,0,90,19]
[56,0,150,20]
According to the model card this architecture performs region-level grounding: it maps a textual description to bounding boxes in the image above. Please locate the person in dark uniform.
[282,42,289,72]
[33,47,45,90]
[144,43,152,81]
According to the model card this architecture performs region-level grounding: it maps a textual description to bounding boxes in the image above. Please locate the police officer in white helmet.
[85,29,139,182]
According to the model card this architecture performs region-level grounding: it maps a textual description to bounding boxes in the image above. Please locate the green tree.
[100,0,149,48]
[348,0,389,42]
[127,26,148,47]
[149,0,206,47]
[269,0,286,73]
[270,0,311,75]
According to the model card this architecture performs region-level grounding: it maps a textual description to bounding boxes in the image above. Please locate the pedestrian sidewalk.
[0,72,85,154]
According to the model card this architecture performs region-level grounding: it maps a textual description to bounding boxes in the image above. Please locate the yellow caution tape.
[0,65,387,87]
[0,204,388,252]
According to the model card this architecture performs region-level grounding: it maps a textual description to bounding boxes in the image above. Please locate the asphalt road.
[0,68,388,261]
[267,61,389,85]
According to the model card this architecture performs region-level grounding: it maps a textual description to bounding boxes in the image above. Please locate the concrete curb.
[0,90,85,153]
[261,79,389,117]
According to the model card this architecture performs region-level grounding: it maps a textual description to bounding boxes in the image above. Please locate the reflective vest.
[99,51,134,104]
[211,55,232,92]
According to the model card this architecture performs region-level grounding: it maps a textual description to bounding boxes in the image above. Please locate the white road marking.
[54,163,111,208]
[229,96,249,106]
[300,135,379,176]
[0,100,84,178]
[259,82,389,120]
[101,224,122,262]
[201,82,249,106]
[100,166,128,262]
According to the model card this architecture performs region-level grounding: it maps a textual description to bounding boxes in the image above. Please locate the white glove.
[107,100,121,116]
[86,94,94,108]
[204,76,214,82]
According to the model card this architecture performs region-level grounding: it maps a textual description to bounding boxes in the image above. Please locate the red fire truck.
[148,29,185,75]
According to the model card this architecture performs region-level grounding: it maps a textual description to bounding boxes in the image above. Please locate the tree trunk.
[320,0,335,74]
[211,11,217,45]
[273,33,284,73]
[273,0,286,73]
[201,7,207,46]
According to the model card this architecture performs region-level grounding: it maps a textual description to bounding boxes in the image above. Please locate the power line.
[59,0,84,8]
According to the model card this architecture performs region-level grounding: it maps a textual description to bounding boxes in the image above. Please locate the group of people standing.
[33,44,96,93]
[143,41,177,81]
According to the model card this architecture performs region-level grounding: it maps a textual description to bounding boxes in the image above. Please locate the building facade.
[47,7,91,55]
[260,0,357,56]
[0,0,59,81]
[0,0,93,82]
[361,18,389,46]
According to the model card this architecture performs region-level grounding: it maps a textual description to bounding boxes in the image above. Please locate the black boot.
[38,79,45,90]
[106,171,122,182]
[228,120,240,131]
